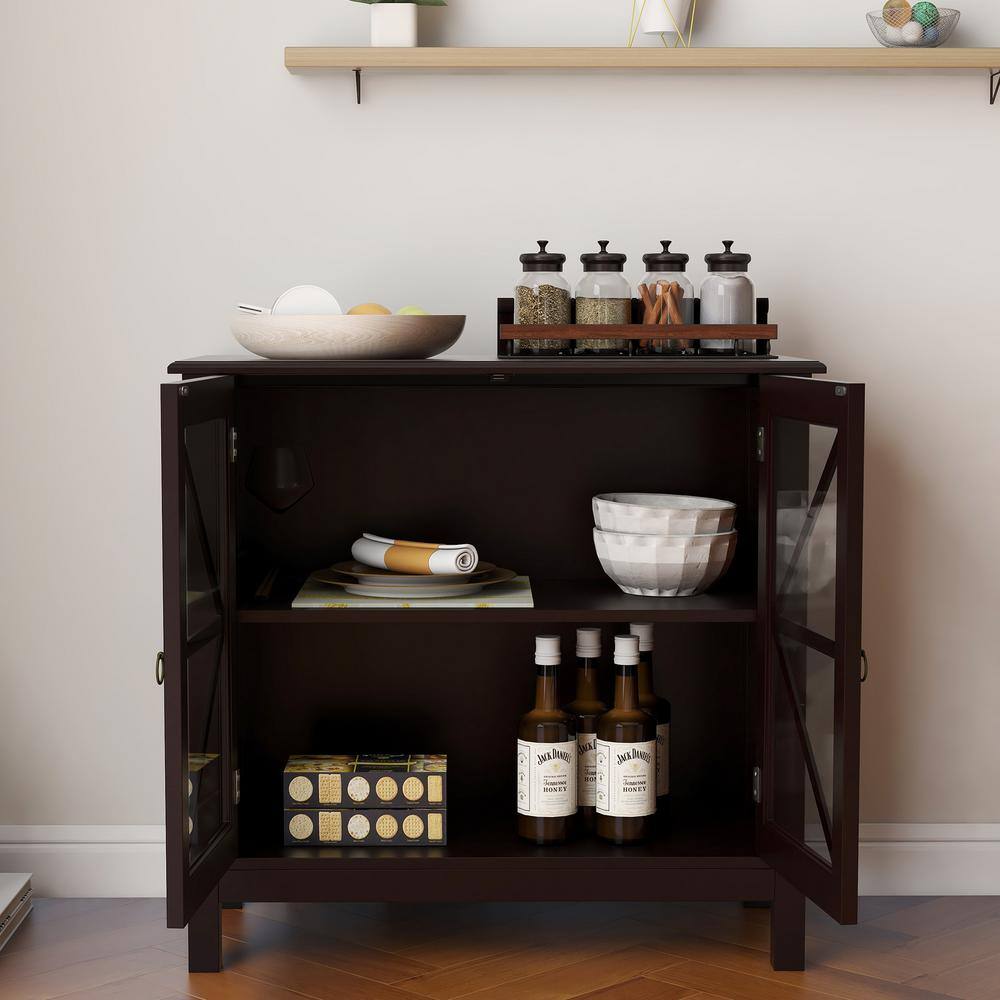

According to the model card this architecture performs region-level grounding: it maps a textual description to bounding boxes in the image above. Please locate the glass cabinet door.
[759,376,864,924]
[161,376,237,928]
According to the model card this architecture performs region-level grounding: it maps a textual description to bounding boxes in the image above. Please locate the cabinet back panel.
[236,622,751,845]
[236,385,755,586]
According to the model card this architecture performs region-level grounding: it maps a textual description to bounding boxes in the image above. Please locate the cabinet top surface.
[167,355,827,377]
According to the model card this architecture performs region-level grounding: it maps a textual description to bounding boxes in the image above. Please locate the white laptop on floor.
[0,873,32,952]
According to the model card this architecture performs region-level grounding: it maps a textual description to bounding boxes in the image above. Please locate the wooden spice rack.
[497,297,778,358]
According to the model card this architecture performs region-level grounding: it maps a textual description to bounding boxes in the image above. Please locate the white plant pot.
[370,3,418,47]
[638,0,693,38]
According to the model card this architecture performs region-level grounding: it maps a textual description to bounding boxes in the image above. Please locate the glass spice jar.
[639,240,695,356]
[514,240,571,356]
[699,241,755,355]
[574,241,631,356]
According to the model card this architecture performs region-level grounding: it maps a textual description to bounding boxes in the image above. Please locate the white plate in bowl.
[593,493,737,536]
[231,313,465,360]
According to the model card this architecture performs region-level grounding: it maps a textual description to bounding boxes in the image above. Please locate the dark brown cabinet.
[160,355,864,973]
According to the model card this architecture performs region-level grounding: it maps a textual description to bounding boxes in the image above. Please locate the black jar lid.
[705,240,752,273]
[519,240,567,273]
[642,240,690,273]
[580,240,627,273]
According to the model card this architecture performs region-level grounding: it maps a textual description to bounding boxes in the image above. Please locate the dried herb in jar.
[515,241,572,355]
[575,297,631,353]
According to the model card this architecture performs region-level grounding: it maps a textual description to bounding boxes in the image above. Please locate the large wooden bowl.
[231,313,465,360]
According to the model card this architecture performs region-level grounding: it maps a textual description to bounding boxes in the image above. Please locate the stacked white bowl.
[592,494,738,598]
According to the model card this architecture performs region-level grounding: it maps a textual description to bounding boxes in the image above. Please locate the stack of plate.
[592,493,738,598]
[314,562,516,600]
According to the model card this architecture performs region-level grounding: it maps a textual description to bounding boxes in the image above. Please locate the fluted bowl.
[593,527,737,598]
[593,493,737,536]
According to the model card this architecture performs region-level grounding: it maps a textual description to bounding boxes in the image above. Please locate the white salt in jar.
[699,241,754,354]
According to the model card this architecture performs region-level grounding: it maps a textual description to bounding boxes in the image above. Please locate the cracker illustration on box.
[283,755,447,809]
[284,808,447,846]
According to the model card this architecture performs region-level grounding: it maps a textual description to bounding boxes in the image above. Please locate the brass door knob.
[155,651,165,685]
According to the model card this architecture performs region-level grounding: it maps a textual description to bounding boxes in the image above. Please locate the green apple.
[397,305,429,316]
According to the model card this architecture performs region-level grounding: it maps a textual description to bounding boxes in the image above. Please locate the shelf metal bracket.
[355,67,363,105]
[991,70,1000,106]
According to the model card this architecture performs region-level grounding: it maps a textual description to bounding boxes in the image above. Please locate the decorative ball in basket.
[868,3,960,47]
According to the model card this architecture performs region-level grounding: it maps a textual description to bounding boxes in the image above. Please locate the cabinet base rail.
[187,867,806,973]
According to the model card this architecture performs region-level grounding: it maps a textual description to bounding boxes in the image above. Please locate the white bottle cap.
[614,634,640,666]
[535,635,561,666]
[576,628,601,659]
[630,622,655,653]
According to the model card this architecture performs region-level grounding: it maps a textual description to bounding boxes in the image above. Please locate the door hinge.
[755,426,766,463]
[229,428,238,464]
[752,766,762,803]
[233,769,241,805]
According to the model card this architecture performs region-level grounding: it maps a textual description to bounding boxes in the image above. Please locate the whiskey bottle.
[596,635,656,844]
[630,623,671,804]
[517,636,577,844]
[563,628,607,833]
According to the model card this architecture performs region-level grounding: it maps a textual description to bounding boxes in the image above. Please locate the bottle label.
[517,740,577,818]
[577,733,598,807]
[595,739,656,817]
[656,724,670,797]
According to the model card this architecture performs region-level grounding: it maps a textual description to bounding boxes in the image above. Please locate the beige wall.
[1,1,998,828]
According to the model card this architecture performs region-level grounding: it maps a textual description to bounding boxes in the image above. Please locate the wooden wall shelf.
[285,46,1000,71]
[287,46,1000,103]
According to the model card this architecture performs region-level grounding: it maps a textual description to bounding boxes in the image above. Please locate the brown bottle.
[562,628,607,833]
[630,623,671,805]
[596,635,657,844]
[517,636,577,844]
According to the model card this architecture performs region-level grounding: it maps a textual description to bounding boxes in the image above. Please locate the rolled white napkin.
[351,533,480,576]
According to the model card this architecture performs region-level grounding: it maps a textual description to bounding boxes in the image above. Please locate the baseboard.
[1,824,998,898]
[0,826,166,898]
[858,824,1000,896]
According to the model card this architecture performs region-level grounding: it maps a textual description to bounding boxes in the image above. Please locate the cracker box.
[283,808,447,847]
[283,754,447,809]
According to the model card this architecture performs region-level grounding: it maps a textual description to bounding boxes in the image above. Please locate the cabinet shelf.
[239,577,758,624]
[222,808,773,902]
[226,805,769,902]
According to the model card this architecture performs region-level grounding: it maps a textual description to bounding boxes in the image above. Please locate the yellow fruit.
[397,305,429,316]
[348,302,392,316]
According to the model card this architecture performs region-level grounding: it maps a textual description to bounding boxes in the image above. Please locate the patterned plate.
[315,561,497,587]
[317,566,517,600]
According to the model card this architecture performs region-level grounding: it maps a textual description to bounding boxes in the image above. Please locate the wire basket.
[867,7,960,47]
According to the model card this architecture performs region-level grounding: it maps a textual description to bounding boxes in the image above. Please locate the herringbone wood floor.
[1,898,1000,999]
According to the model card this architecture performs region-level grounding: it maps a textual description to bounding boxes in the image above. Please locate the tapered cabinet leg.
[770,875,806,971]
[188,885,222,973]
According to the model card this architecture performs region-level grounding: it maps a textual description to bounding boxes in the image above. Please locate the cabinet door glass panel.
[775,421,838,643]
[770,417,838,867]
[772,639,835,863]
[184,419,226,864]
[185,420,225,641]
[187,637,224,862]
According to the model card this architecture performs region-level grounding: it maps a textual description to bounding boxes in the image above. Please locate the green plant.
[351,0,446,5]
